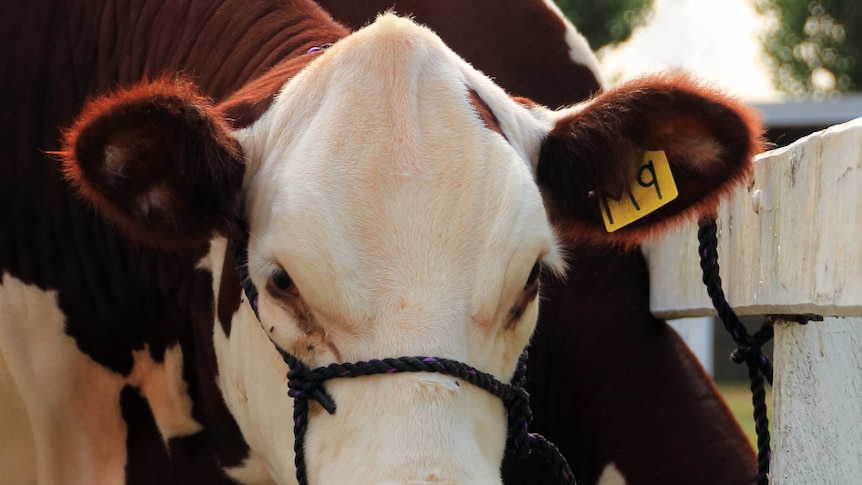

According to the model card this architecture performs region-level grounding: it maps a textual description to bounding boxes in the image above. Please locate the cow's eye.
[265,265,302,305]
[525,261,543,288]
[270,268,294,292]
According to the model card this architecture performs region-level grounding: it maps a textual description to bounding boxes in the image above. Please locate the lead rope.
[697,218,773,485]
[228,240,575,485]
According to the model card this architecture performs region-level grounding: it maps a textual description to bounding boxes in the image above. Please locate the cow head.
[60,14,760,485]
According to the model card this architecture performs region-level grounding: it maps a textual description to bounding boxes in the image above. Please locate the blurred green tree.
[757,0,860,98]
[554,0,654,50]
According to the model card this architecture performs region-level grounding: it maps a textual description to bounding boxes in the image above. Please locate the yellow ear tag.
[600,150,678,232]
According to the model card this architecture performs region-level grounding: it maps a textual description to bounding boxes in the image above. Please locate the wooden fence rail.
[644,117,862,484]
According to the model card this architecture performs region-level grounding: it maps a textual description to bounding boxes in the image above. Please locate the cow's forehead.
[237,14,552,169]
[233,16,560,351]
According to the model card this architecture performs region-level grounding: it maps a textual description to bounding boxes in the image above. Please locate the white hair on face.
[222,14,569,484]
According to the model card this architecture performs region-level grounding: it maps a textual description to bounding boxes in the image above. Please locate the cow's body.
[506,248,755,485]
[1,1,761,484]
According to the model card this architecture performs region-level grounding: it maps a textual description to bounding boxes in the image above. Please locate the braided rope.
[697,218,772,485]
[277,349,575,485]
[230,239,575,484]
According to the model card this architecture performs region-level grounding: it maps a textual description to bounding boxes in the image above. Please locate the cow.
[319,2,760,484]
[0,1,762,484]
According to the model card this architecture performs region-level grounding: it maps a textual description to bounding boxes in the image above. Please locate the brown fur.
[59,78,246,250]
[537,74,764,248]
[220,48,341,129]
[218,248,242,337]
[467,88,506,139]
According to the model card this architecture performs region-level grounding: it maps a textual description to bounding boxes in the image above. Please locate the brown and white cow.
[323,2,760,484]
[0,1,760,484]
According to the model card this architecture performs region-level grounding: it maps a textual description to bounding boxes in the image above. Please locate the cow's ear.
[60,78,246,250]
[536,74,763,247]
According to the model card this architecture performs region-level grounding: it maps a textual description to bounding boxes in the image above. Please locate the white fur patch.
[539,0,606,88]
[598,462,628,485]
[212,290,295,482]
[206,238,291,482]
[0,334,37,484]
[0,274,205,483]
[224,453,275,485]
[136,184,172,217]
[103,145,129,179]
[0,274,128,484]
[128,344,203,441]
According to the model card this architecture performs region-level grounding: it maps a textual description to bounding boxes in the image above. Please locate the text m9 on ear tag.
[600,150,678,232]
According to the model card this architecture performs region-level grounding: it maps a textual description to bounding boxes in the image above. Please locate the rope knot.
[287,363,338,414]
[730,326,774,365]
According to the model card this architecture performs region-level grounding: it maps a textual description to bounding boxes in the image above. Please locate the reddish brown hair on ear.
[537,73,764,248]
[59,77,246,250]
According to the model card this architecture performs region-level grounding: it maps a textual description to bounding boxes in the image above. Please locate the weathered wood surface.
[772,317,862,485]
[644,117,862,485]
[644,116,862,319]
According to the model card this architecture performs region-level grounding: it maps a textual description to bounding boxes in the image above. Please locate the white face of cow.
[217,15,564,484]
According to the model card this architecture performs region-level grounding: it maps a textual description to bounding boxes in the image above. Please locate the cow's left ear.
[535,73,763,247]
[60,77,246,250]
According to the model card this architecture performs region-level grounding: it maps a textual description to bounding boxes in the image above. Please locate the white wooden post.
[643,117,862,484]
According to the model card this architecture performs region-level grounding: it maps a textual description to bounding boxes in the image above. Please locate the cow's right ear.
[60,78,246,250]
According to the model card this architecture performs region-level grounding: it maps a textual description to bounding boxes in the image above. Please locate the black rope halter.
[697,218,775,485]
[229,239,575,485]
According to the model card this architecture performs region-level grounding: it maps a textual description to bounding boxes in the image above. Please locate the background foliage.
[553,0,654,50]
[555,0,861,97]
[758,0,860,97]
